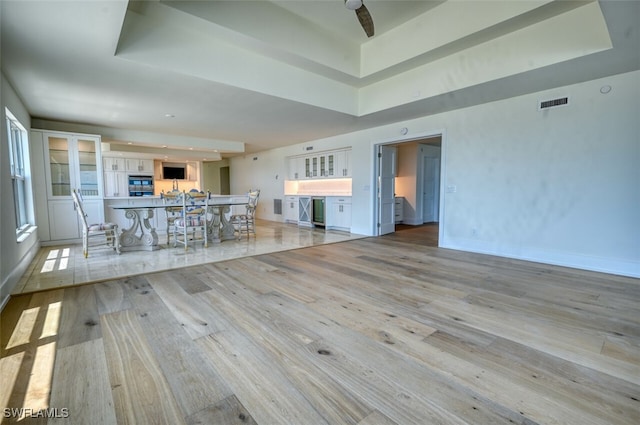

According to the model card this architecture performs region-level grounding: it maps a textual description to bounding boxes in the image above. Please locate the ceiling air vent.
[538,96,569,111]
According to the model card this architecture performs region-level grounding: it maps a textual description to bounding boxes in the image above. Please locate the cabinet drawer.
[334,198,351,204]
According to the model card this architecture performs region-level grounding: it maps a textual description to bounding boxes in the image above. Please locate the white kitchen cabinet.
[326,196,351,231]
[284,195,298,223]
[310,152,337,178]
[394,196,404,223]
[335,149,351,177]
[104,157,125,171]
[42,131,103,198]
[288,157,305,180]
[142,159,154,173]
[319,152,337,178]
[304,156,319,179]
[103,171,128,197]
[48,198,105,241]
[287,148,351,180]
[48,200,80,241]
[126,158,154,173]
[298,196,312,227]
[36,130,105,242]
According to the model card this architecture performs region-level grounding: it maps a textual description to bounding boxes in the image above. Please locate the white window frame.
[6,108,35,241]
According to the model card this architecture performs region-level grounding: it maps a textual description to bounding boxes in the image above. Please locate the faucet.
[172,179,179,191]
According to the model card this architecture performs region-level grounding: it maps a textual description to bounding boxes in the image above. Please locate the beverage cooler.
[128,175,154,197]
[312,197,326,227]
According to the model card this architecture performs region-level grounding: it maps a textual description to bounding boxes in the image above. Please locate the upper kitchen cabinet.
[319,152,336,178]
[41,131,103,199]
[287,148,351,180]
[103,157,125,171]
[126,158,154,173]
[187,162,198,181]
[335,149,351,177]
[287,156,304,180]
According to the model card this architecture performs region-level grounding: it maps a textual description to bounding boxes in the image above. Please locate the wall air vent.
[538,96,569,111]
[274,199,282,215]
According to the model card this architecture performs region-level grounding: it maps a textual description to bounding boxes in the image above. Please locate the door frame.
[373,129,446,245]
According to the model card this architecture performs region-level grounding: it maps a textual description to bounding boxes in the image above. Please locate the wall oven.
[312,197,326,227]
[128,175,154,197]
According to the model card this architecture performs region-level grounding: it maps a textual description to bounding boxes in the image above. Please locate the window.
[6,108,35,240]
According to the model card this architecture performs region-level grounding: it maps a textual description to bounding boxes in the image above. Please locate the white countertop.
[284,192,352,196]
[104,196,160,201]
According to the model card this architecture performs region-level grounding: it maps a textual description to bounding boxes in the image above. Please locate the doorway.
[220,166,230,195]
[375,134,443,245]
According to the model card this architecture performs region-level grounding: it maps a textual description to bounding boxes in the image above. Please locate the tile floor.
[14,220,363,294]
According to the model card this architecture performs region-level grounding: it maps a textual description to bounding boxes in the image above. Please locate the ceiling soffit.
[116,0,611,117]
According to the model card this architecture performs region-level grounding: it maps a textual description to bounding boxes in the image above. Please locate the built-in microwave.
[128,175,154,197]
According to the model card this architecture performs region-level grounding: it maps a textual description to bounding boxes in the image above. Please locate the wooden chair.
[72,189,120,258]
[161,189,182,246]
[230,189,260,239]
[173,189,209,250]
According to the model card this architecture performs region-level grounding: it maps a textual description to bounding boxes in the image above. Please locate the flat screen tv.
[163,165,185,180]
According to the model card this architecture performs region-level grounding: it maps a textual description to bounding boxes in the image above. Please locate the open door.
[378,145,397,235]
[422,145,441,223]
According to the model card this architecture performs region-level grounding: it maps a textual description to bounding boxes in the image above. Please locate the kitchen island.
[108,195,249,251]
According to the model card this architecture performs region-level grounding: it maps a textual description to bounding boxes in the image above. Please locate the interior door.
[378,145,397,235]
[422,154,440,223]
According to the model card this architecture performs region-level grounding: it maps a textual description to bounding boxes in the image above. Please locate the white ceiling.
[1,1,639,159]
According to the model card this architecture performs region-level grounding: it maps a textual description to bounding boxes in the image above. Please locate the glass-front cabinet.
[46,133,101,198]
[36,130,105,241]
[288,148,351,180]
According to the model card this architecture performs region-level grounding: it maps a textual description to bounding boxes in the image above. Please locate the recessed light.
[164,114,175,118]
[600,85,612,94]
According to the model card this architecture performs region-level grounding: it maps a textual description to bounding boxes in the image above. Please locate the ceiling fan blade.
[355,4,374,37]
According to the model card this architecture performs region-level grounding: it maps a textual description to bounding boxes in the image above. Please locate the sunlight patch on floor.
[22,341,56,417]
[6,307,39,350]
[40,249,70,274]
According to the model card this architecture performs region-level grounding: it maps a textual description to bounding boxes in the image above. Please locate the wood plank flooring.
[1,225,639,424]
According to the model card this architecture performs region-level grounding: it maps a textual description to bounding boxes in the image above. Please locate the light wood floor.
[1,224,639,424]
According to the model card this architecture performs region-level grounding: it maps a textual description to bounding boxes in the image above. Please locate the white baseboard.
[441,237,640,278]
[1,241,41,311]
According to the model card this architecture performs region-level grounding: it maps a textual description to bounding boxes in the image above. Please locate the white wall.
[1,73,38,307]
[231,70,640,277]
